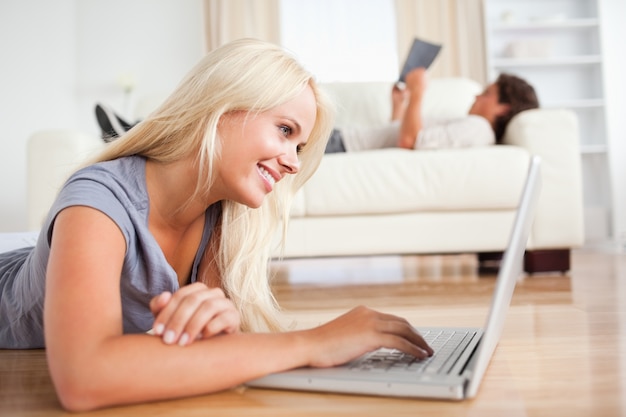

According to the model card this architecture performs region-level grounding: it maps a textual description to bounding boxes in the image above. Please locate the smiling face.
[213,85,317,208]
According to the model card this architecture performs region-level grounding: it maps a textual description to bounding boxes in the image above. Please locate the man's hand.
[405,67,428,97]
[391,83,409,121]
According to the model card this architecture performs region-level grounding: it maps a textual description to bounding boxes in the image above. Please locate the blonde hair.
[92,38,335,332]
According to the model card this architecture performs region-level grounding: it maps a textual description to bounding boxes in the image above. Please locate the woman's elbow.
[50,367,109,412]
[54,381,101,412]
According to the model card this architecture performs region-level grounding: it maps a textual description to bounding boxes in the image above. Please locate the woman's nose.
[278,147,300,174]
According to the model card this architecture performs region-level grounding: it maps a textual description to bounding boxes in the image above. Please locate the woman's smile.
[257,163,278,192]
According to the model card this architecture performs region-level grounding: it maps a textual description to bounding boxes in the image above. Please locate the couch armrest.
[27,130,105,231]
[503,109,585,248]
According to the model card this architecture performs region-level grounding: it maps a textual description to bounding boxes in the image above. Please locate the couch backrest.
[27,130,105,231]
[319,77,482,128]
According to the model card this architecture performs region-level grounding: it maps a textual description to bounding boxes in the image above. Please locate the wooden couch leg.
[477,251,503,274]
[523,249,570,274]
[478,249,571,275]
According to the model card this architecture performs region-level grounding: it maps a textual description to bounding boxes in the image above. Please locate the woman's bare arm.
[45,206,432,412]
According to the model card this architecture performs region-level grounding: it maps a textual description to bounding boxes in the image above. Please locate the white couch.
[26,78,585,273]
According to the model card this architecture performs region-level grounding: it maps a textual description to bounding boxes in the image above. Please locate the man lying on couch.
[324,67,539,153]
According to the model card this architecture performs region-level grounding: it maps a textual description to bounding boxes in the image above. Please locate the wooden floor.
[1,248,625,416]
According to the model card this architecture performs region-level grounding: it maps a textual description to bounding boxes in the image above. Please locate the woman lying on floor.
[0,39,433,411]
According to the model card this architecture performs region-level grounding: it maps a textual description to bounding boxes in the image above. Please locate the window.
[279,0,398,82]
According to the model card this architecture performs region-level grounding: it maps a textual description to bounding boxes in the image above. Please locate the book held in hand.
[398,37,442,83]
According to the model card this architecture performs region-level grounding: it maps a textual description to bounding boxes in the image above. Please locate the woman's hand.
[150,283,241,346]
[302,306,434,368]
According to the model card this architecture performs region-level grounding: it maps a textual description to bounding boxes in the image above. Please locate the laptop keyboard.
[349,329,475,375]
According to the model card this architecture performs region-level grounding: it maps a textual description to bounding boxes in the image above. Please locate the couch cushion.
[290,146,531,217]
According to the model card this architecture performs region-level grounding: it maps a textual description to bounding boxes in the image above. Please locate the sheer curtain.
[394,0,486,84]
[203,0,280,51]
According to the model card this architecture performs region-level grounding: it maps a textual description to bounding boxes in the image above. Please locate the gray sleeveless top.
[0,156,220,348]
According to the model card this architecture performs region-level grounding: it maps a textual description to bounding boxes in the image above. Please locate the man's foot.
[95,104,134,142]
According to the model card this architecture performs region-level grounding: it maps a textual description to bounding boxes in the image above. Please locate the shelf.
[492,55,602,67]
[484,0,613,243]
[491,18,599,31]
[542,98,604,109]
[580,144,608,154]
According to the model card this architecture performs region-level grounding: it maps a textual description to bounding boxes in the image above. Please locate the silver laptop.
[248,156,542,400]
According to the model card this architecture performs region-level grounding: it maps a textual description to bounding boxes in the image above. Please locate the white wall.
[600,0,626,248]
[0,0,77,232]
[0,0,204,232]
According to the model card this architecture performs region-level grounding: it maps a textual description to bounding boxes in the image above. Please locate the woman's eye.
[279,125,292,136]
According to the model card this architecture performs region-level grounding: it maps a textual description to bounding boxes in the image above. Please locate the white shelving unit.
[482,0,612,243]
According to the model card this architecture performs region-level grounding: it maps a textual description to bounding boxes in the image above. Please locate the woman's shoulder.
[74,155,146,180]
[51,156,150,240]
[66,156,147,200]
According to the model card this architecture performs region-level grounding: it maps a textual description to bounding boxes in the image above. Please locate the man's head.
[470,73,539,143]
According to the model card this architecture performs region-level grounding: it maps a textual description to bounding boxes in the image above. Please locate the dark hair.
[494,73,539,144]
